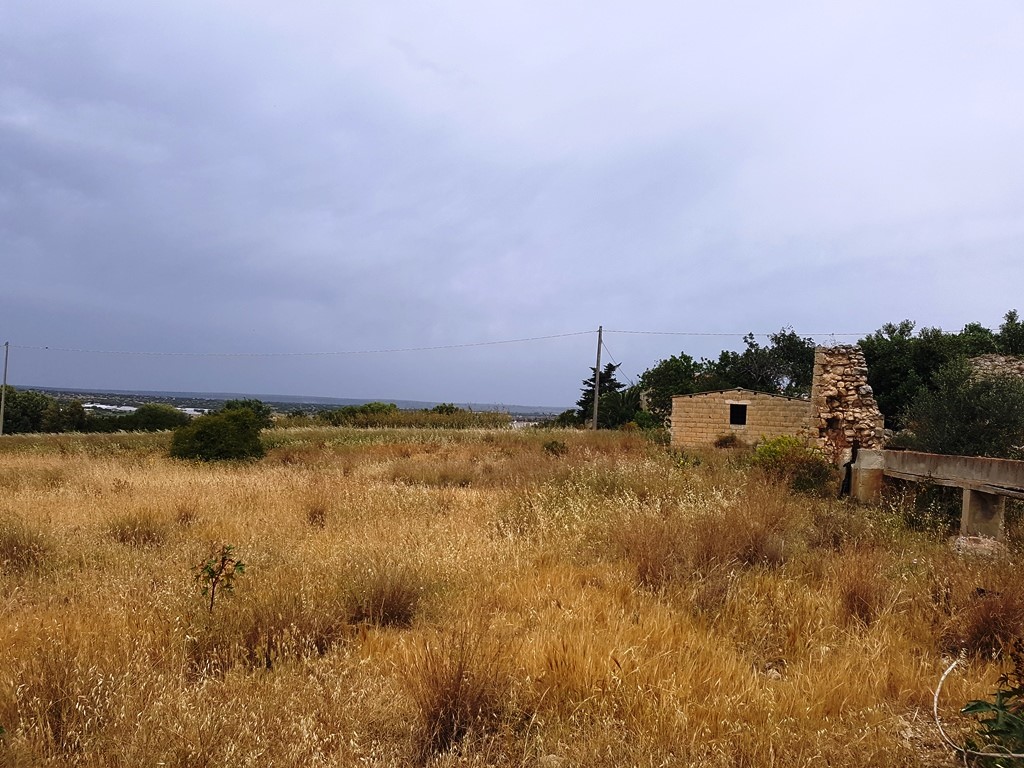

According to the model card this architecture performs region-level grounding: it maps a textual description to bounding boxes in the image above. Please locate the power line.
[9,330,594,358]
[6,327,870,361]
[599,339,635,386]
[604,329,867,338]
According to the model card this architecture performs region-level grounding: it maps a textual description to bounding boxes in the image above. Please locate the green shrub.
[631,410,663,430]
[220,398,274,429]
[961,637,1024,763]
[751,435,838,495]
[904,358,1024,459]
[170,410,265,462]
[550,409,583,428]
[543,440,568,457]
[714,433,741,449]
[123,403,191,431]
[194,544,246,613]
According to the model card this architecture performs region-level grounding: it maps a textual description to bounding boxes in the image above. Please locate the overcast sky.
[2,2,1022,407]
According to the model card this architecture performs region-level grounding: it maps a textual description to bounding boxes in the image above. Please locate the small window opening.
[729,404,747,426]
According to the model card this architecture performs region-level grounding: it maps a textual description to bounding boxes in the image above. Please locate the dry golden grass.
[0,426,1019,765]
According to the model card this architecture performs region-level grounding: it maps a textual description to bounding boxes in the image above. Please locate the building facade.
[669,388,812,449]
[669,345,886,455]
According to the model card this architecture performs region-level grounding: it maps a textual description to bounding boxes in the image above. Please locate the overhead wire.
[9,330,594,358]
[599,338,636,386]
[604,329,867,338]
[6,327,870,360]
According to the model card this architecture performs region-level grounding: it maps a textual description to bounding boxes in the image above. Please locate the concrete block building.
[669,388,811,449]
[669,345,886,454]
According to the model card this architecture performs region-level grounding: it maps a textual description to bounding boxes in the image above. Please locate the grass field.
[0,427,1021,766]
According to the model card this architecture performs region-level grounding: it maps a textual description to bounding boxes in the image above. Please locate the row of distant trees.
[561,310,1024,459]
[308,401,510,429]
[0,390,509,437]
[3,310,1022,459]
[0,389,190,435]
[0,391,274,436]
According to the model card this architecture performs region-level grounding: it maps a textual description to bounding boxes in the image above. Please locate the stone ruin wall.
[809,345,885,460]
[969,353,1024,380]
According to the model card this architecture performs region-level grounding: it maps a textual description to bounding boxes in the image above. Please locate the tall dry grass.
[0,426,1019,765]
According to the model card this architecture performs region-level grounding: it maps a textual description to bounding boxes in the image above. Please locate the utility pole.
[591,326,602,430]
[0,342,8,436]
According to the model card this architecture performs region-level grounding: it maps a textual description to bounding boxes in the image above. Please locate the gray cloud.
[2,1,1022,406]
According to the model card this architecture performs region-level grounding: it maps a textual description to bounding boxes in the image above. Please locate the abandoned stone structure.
[808,345,885,460]
[669,388,811,449]
[670,344,885,455]
[969,353,1024,379]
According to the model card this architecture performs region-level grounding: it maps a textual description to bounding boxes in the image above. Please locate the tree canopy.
[575,363,626,425]
[903,359,1024,459]
[635,327,815,421]
[637,352,700,420]
[220,399,274,429]
[858,310,1021,429]
[999,309,1024,355]
[697,329,815,397]
[1,387,55,434]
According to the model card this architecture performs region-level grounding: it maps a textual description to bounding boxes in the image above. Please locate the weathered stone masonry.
[970,354,1024,380]
[808,345,885,459]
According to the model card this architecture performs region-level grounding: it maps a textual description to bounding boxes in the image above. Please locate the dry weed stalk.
[0,427,1014,765]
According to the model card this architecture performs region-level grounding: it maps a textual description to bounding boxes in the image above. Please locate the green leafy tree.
[998,309,1024,355]
[957,322,999,355]
[765,327,817,396]
[715,333,779,392]
[696,328,815,397]
[82,412,120,433]
[123,403,190,431]
[359,401,400,415]
[41,399,87,433]
[551,409,582,427]
[858,321,926,430]
[575,363,625,425]
[903,358,1024,458]
[170,410,265,461]
[0,387,55,434]
[431,403,462,415]
[220,398,274,429]
[638,352,700,419]
[598,386,642,429]
[316,402,400,427]
[860,316,1012,430]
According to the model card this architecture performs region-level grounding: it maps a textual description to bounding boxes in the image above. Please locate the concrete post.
[960,488,1005,540]
[851,449,885,503]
